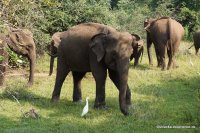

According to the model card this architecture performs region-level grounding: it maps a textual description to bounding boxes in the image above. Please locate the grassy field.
[0,41,200,132]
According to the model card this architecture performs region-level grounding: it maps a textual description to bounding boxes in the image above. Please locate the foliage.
[6,48,28,68]
[0,0,200,67]
[0,55,4,62]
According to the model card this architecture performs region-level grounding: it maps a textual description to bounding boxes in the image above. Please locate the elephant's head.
[48,32,64,76]
[7,28,36,86]
[144,18,156,32]
[144,17,170,32]
[130,34,144,66]
[89,31,133,115]
[90,32,133,70]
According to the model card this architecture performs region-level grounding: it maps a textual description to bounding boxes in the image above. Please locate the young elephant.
[130,34,144,66]
[0,28,36,86]
[144,17,184,70]
[51,23,134,115]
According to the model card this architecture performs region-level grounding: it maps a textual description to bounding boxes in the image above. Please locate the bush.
[0,0,200,68]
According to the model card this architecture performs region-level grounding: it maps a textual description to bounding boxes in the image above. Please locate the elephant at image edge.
[144,17,184,70]
[51,22,135,115]
[48,32,143,75]
[192,30,200,55]
[0,28,36,86]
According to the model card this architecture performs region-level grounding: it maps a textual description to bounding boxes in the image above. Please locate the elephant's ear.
[52,32,62,48]
[144,24,151,32]
[89,33,106,62]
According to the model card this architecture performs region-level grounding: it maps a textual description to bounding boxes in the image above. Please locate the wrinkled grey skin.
[144,17,184,70]
[130,34,144,66]
[51,23,134,115]
[0,28,36,86]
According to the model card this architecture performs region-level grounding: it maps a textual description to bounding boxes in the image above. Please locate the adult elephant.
[130,34,144,66]
[51,22,135,115]
[48,32,143,74]
[189,30,200,55]
[144,17,184,70]
[0,28,36,86]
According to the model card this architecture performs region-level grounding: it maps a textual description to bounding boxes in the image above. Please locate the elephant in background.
[51,22,135,115]
[0,28,36,86]
[130,34,144,66]
[144,17,184,70]
[189,30,200,55]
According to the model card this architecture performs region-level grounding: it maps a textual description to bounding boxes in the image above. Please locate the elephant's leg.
[155,48,161,67]
[72,71,86,102]
[90,65,107,108]
[195,46,199,55]
[167,48,173,70]
[108,69,131,106]
[51,61,69,102]
[133,56,139,67]
[171,42,180,69]
[159,45,166,70]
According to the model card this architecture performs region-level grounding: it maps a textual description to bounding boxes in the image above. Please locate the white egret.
[81,97,89,118]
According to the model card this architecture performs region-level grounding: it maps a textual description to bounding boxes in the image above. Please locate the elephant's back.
[150,18,184,44]
[58,23,116,72]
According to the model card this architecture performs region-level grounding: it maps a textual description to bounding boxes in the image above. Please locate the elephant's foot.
[161,64,166,71]
[157,63,162,68]
[51,96,60,102]
[94,104,109,110]
[120,104,129,116]
[149,63,153,66]
[73,94,82,102]
[172,63,179,69]
[27,81,33,87]
[94,101,108,110]
[73,99,82,103]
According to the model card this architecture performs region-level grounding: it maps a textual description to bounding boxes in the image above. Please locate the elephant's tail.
[167,18,173,56]
[188,44,194,49]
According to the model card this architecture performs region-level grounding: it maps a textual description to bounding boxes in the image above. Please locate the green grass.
[0,41,200,132]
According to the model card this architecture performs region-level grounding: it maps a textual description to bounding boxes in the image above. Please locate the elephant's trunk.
[48,52,57,57]
[27,49,36,86]
[188,44,194,49]
[49,56,55,76]
[117,58,130,115]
